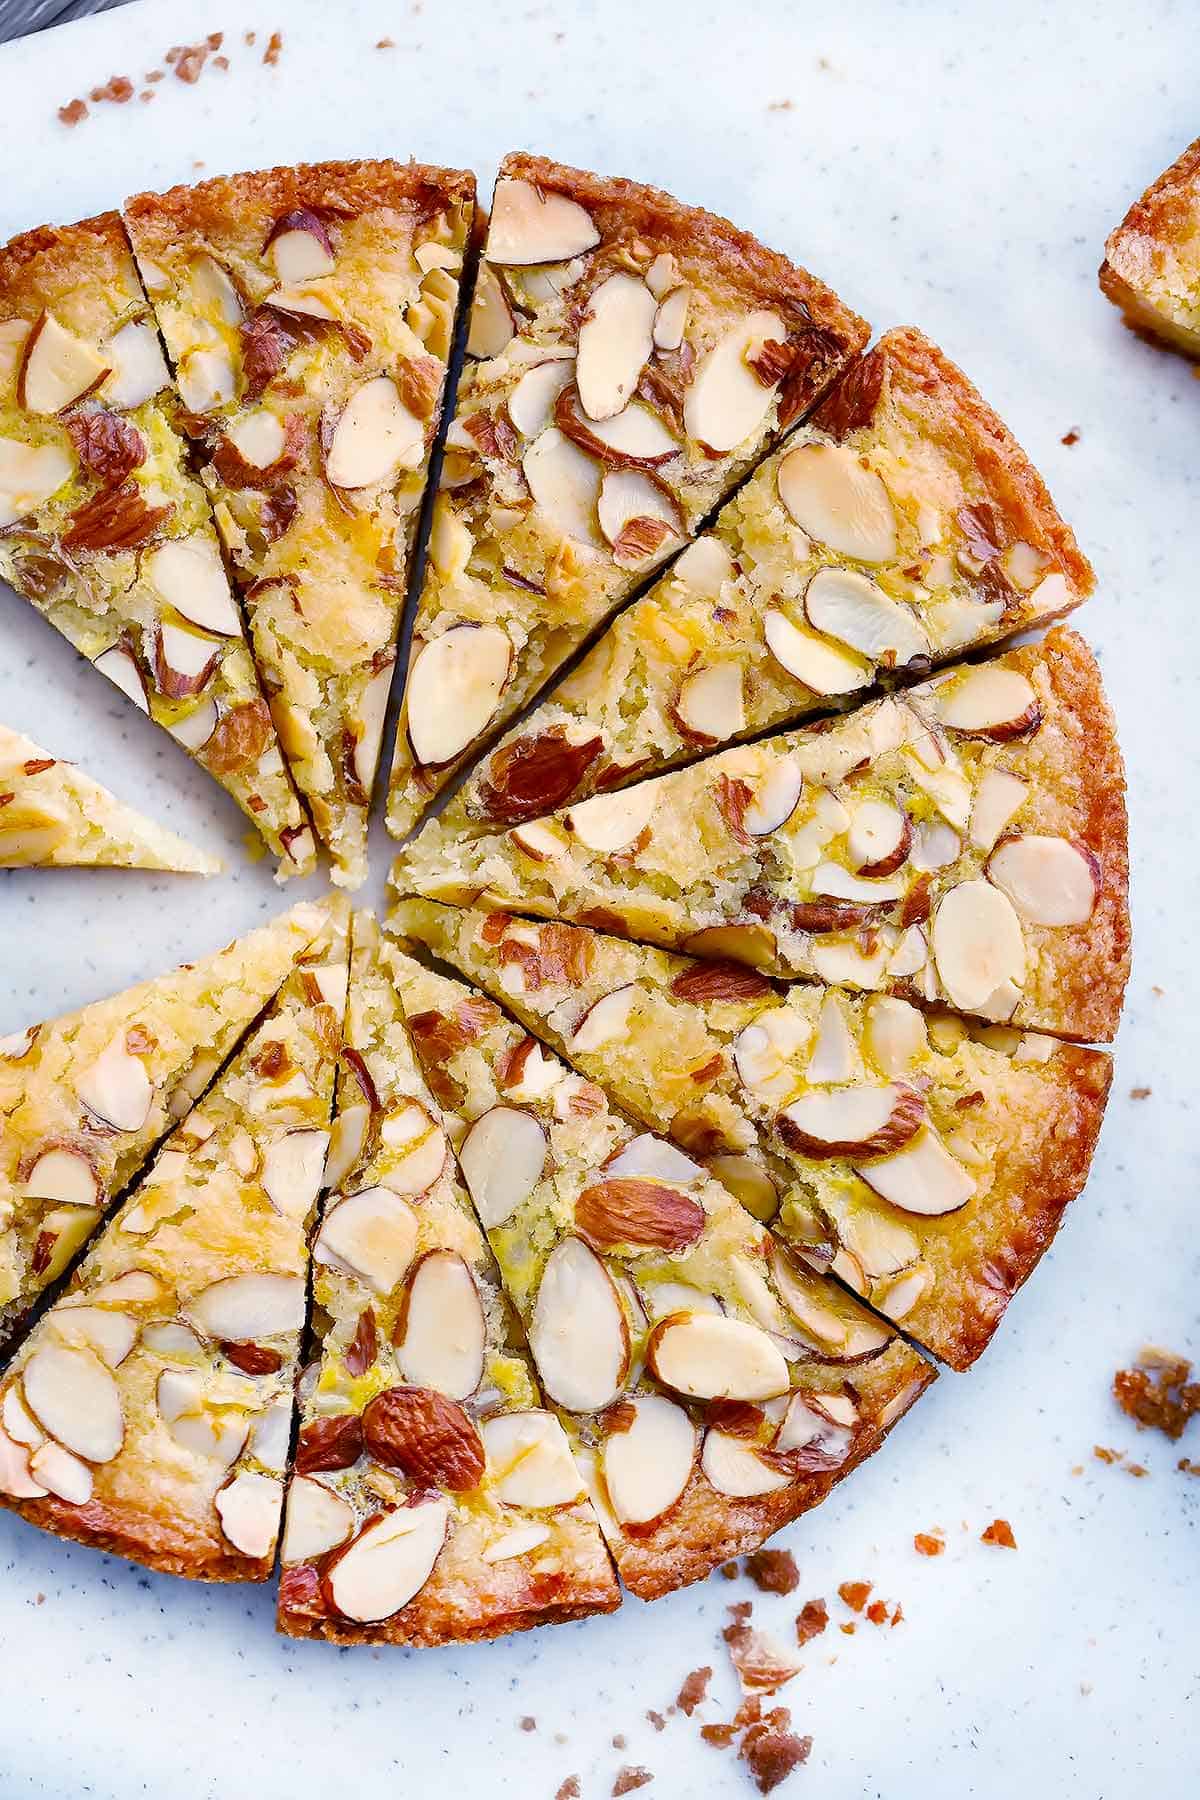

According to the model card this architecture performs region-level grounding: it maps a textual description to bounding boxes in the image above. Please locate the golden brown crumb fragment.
[980,1518,1017,1548]
[1114,1351,1200,1439]
[613,1772,653,1795]
[794,1599,827,1646]
[675,1668,711,1716]
[263,30,284,64]
[743,1550,799,1596]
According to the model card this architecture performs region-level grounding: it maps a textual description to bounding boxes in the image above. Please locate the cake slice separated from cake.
[387,944,932,1598]
[1100,136,1200,356]
[384,151,868,841]
[431,327,1092,838]
[392,900,1114,1371]
[0,212,314,878]
[124,161,476,887]
[0,722,218,872]
[0,898,330,1347]
[277,913,619,1642]
[392,628,1130,1043]
[0,897,348,1578]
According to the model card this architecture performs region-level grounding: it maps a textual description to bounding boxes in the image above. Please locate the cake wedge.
[1100,136,1200,356]
[0,897,348,1578]
[277,913,619,1643]
[392,901,1113,1371]
[385,152,867,840]
[0,723,218,872]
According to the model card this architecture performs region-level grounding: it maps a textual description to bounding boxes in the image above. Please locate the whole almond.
[575,1178,706,1252]
[361,1386,485,1491]
[295,1412,364,1474]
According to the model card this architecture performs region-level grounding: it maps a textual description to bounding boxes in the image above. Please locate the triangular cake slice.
[0,212,314,878]
[393,900,1113,1370]
[124,162,476,887]
[1100,136,1200,356]
[0,723,218,872]
[384,152,868,840]
[0,898,348,1577]
[277,914,618,1643]
[0,898,329,1345]
[387,943,931,1598]
[393,628,1130,1042]
[433,328,1092,836]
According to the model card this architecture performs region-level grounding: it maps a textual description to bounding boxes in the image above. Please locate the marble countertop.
[0,1,1196,1795]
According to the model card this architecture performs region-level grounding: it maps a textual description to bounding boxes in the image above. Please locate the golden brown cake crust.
[1100,137,1200,352]
[0,211,129,312]
[2,1492,267,1581]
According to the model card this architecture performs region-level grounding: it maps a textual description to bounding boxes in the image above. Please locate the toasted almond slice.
[3,1385,43,1449]
[778,441,897,562]
[396,1250,486,1400]
[323,1101,369,1194]
[481,1521,551,1562]
[155,1368,250,1466]
[778,1083,924,1160]
[325,1499,449,1622]
[50,1305,137,1369]
[266,209,336,283]
[481,1408,585,1506]
[577,274,656,420]
[969,768,1029,854]
[684,921,778,967]
[167,697,219,752]
[23,1343,123,1463]
[603,1393,696,1527]
[810,861,906,903]
[325,376,423,488]
[29,1440,93,1504]
[261,1129,329,1222]
[603,1134,703,1185]
[140,1321,204,1358]
[570,984,640,1052]
[933,667,1040,737]
[767,1245,849,1350]
[558,396,679,466]
[0,437,74,527]
[378,1100,446,1197]
[597,468,681,553]
[187,1273,306,1341]
[762,609,871,695]
[732,1010,807,1102]
[155,620,221,699]
[863,996,928,1075]
[529,1237,629,1412]
[488,179,599,264]
[672,535,735,595]
[216,1469,282,1557]
[701,1429,790,1497]
[647,1312,789,1401]
[674,661,745,745]
[508,357,575,437]
[684,311,786,452]
[407,623,512,767]
[805,991,857,1084]
[706,1154,778,1221]
[874,1262,933,1321]
[986,836,1099,926]
[855,1125,976,1215]
[847,800,911,876]
[281,1475,355,1563]
[523,426,603,543]
[177,343,236,414]
[459,1106,547,1228]
[0,1426,48,1498]
[467,261,516,358]
[565,784,657,853]
[146,537,242,638]
[93,642,150,713]
[103,319,169,409]
[652,287,690,350]
[75,1034,152,1132]
[804,567,927,662]
[931,879,1026,1010]
[774,1392,854,1465]
[314,1187,418,1294]
[23,1147,99,1209]
[18,312,107,414]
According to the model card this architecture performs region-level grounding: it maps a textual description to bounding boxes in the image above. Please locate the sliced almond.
[266,210,336,283]
[93,642,150,713]
[103,319,169,410]
[774,1392,854,1466]
[556,394,679,467]
[3,1385,44,1449]
[673,661,745,745]
[215,1469,282,1557]
[467,261,516,357]
[778,1083,924,1160]
[570,985,639,1052]
[701,1429,790,1497]
[325,376,423,488]
[643,1281,722,1320]
[684,311,787,452]
[603,1393,696,1527]
[969,768,1029,854]
[855,1126,976,1215]
[0,1427,48,1498]
[281,1474,355,1563]
[23,1343,123,1463]
[762,609,871,696]
[351,658,393,801]
[597,468,681,555]
[732,1010,808,1103]
[323,1102,369,1194]
[167,697,219,752]
[576,274,656,420]
[141,1321,205,1359]
[804,567,927,663]
[459,1106,547,1228]
[647,1312,789,1402]
[17,312,107,414]
[75,1034,152,1132]
[187,1273,306,1341]
[146,537,242,637]
[155,1368,249,1467]
[261,1129,329,1222]
[523,427,603,543]
[155,621,221,699]
[511,821,565,863]
[847,800,911,875]
[325,1499,448,1622]
[529,1237,629,1412]
[874,1262,933,1321]
[839,1209,920,1282]
[931,879,1026,1010]
[706,1154,778,1221]
[672,534,735,595]
[78,1270,163,1307]
[565,784,657,853]
[487,178,599,265]
[481,1521,551,1562]
[986,836,1099,926]
[396,1250,486,1400]
[767,1246,849,1351]
[24,1147,99,1209]
[406,624,512,767]
[177,344,236,414]
[863,996,928,1075]
[188,254,242,323]
[933,667,1040,738]
[508,357,575,437]
[652,287,690,351]
[741,759,804,837]
[810,861,906,903]
[910,819,961,872]
[49,1305,137,1369]
[481,1409,585,1506]
[684,922,778,968]
[777,442,897,563]
[377,1102,447,1197]
[29,1440,93,1504]
[0,437,74,528]
[603,1135,703,1185]
[805,991,857,1084]
[314,1188,418,1294]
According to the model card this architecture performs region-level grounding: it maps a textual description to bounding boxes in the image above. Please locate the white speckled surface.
[0,1,1196,1795]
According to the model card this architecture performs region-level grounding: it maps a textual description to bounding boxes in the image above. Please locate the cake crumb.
[613,1771,652,1796]
[89,75,134,103]
[1061,429,1080,446]
[376,36,396,48]
[719,1561,739,1580]
[555,1781,580,1800]
[645,1710,667,1732]
[837,1580,871,1613]
[743,1550,799,1596]
[866,1600,889,1626]
[1129,1085,1151,1100]
[57,98,88,125]
[767,98,795,112]
[1114,1349,1200,1440]
[611,1736,626,1751]
[263,30,284,66]
[675,1667,711,1716]
[518,1717,536,1733]
[914,1531,944,1556]
[795,1598,828,1647]
[981,1518,1017,1549]
[741,1708,813,1794]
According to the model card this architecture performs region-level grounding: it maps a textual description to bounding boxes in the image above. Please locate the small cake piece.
[436,328,1092,835]
[0,899,348,1578]
[124,162,476,888]
[0,898,328,1345]
[384,151,868,840]
[1100,138,1200,356]
[392,629,1130,1043]
[0,723,218,872]
[277,914,619,1643]
[391,901,1114,1370]
[389,948,932,1598]
[0,212,313,878]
